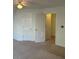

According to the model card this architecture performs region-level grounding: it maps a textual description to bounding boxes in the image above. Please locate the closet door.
[13,10,35,41]
[13,10,24,41]
[23,13,35,41]
[35,13,45,42]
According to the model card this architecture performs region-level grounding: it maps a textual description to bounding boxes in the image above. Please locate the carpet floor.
[13,39,65,59]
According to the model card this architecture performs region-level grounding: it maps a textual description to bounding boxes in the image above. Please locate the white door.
[13,10,24,41]
[23,13,35,41]
[14,10,35,41]
[35,13,45,42]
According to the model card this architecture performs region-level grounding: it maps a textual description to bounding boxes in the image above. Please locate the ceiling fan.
[15,0,40,9]
[16,0,27,9]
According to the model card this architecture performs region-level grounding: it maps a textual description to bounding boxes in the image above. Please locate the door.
[23,13,35,41]
[35,13,45,42]
[13,10,24,41]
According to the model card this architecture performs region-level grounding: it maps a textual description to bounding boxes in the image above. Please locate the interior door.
[13,10,24,41]
[35,13,45,42]
[23,13,35,41]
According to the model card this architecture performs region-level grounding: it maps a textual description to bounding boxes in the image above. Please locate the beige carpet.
[13,40,65,59]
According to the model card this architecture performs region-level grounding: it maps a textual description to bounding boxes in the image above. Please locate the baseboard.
[56,43,65,47]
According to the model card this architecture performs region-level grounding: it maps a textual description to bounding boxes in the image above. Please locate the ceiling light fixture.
[16,0,26,9]
[17,2,23,9]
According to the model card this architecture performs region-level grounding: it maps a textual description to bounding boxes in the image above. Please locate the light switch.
[61,25,64,28]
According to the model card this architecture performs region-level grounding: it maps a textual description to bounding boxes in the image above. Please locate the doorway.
[45,13,56,44]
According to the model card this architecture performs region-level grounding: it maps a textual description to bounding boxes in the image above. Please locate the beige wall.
[51,14,56,36]
[45,13,56,40]
[45,13,52,40]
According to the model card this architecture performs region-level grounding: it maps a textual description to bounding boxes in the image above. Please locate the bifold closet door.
[13,10,35,41]
[23,13,35,41]
[35,13,45,42]
[13,10,24,41]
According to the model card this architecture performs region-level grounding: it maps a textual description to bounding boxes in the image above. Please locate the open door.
[35,12,45,42]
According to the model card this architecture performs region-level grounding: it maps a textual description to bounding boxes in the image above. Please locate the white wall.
[13,6,65,47]
[42,6,65,47]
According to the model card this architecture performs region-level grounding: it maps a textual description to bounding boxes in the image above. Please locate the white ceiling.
[13,0,65,8]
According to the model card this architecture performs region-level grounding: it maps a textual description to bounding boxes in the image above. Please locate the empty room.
[13,0,65,59]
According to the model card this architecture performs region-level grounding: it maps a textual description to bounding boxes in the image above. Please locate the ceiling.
[13,0,65,8]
